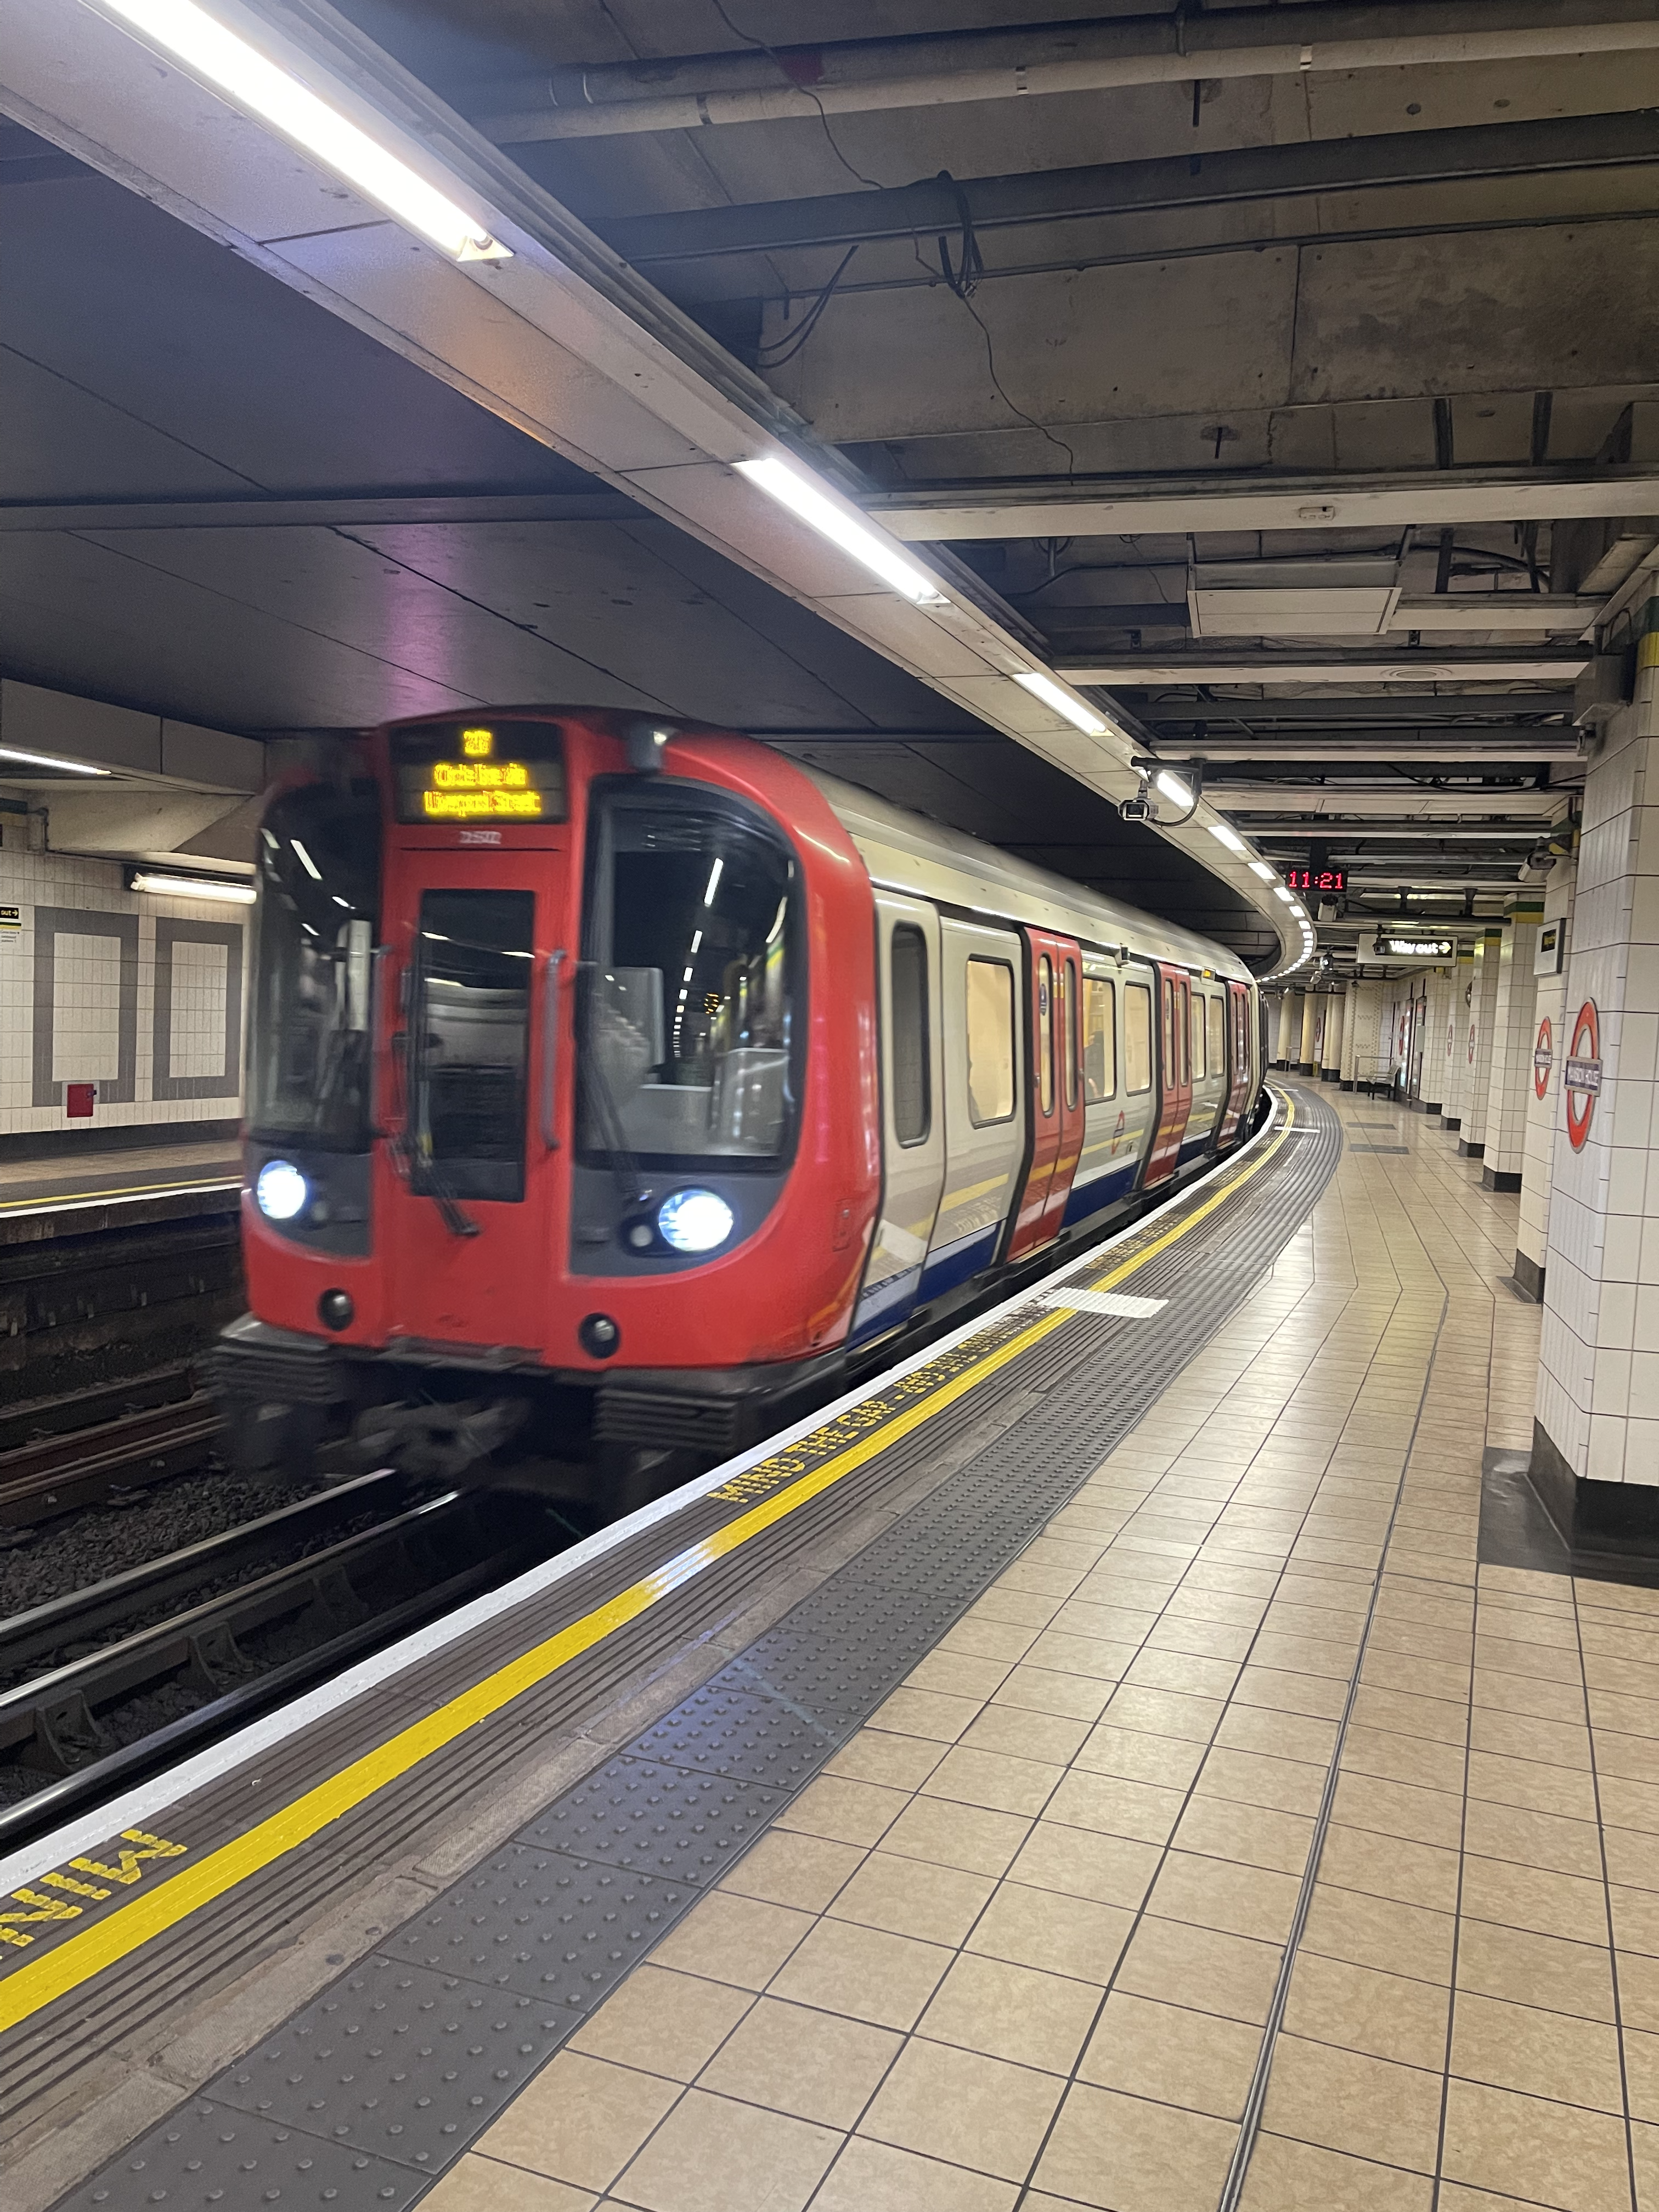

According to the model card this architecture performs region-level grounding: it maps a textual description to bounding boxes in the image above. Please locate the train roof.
[799,765,1255,984]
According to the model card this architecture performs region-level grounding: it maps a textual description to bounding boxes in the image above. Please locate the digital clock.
[1284,867,1346,893]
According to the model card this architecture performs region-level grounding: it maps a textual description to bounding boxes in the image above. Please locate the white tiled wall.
[1519,859,1577,1274]
[1442,952,1475,1125]
[167,936,232,1080]
[1421,971,1452,1109]
[1537,654,1659,1487]
[1484,913,1543,1181]
[50,933,126,1085]
[0,845,249,1138]
[1464,930,1504,1148]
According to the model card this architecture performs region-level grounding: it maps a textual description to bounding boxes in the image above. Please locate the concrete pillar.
[1534,591,1659,1536]
[1459,927,1505,1156]
[1275,993,1299,1069]
[1516,856,1578,1302]
[1441,946,1476,1130]
[1297,991,1318,1075]
[1321,991,1346,1081]
[1480,901,1544,1193]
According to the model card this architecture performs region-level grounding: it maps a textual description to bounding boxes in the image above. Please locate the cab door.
[379,855,565,1353]
[1144,963,1194,1186]
[1005,929,1084,1260]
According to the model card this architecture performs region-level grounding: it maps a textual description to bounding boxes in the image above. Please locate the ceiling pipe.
[472,0,1659,143]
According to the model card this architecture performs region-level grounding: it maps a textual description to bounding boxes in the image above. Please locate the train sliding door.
[1144,962,1194,1186]
[1005,929,1085,1261]
[853,894,946,1340]
[922,918,1025,1300]
[1218,980,1254,1144]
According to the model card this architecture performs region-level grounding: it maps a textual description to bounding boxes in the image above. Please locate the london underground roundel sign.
[1533,1015,1553,1101]
[1565,1001,1601,1152]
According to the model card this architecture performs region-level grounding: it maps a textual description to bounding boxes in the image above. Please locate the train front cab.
[222,712,883,1491]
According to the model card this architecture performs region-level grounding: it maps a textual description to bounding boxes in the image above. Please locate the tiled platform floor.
[419,1093,1659,2212]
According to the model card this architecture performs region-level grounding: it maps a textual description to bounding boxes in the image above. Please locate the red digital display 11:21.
[1284,867,1346,893]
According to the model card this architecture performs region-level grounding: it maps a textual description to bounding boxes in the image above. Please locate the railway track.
[0,1470,551,1849]
[0,1391,224,1532]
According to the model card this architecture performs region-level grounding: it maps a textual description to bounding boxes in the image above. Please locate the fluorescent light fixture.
[1249,859,1277,883]
[0,744,111,776]
[290,838,322,881]
[1274,884,1295,904]
[1154,770,1192,809]
[1012,670,1108,736]
[736,458,946,605]
[128,869,257,904]
[95,0,511,261]
[1206,822,1244,854]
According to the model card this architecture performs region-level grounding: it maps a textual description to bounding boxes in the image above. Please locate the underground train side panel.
[224,710,1262,1483]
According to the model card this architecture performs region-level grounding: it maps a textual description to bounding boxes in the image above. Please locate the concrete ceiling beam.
[879,470,1659,541]
[472,0,1659,144]
[595,111,1659,266]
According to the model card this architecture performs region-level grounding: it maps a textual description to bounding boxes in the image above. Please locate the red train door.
[1006,932,1085,1260]
[1144,964,1194,1186]
[379,850,565,1353]
[1218,980,1254,1144]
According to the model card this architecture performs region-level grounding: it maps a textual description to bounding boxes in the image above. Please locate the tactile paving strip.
[58,1091,1340,2210]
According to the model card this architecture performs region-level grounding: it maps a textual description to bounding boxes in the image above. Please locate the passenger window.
[966,957,1017,1125]
[1208,994,1226,1082]
[890,924,930,1146]
[1190,990,1206,1080]
[1125,983,1152,1094]
[1084,977,1116,1102]
[1062,959,1080,1110]
[1037,956,1054,1115]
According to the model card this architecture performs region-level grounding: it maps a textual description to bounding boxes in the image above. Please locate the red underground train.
[216,707,1265,1503]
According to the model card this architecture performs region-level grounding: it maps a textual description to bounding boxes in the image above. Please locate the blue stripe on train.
[848,1222,1000,1345]
[1061,1158,1140,1228]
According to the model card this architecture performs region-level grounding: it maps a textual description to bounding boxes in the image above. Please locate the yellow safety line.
[0,1093,1295,2033]
[0,1176,239,1215]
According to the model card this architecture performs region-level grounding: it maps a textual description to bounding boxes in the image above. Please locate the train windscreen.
[579,783,799,1169]
[248,783,381,1151]
[407,889,534,1203]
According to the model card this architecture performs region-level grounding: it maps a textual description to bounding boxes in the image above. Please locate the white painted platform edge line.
[0,1093,1287,1893]
[0,1180,242,1219]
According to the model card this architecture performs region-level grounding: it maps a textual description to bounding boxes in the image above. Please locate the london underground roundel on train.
[1565,1001,1601,1152]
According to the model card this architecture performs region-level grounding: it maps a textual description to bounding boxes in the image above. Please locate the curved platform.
[2,1084,1615,2212]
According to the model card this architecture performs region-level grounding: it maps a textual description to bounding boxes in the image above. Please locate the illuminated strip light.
[1155,770,1192,808]
[128,870,256,905]
[0,746,111,776]
[736,458,946,605]
[1012,670,1108,736]
[1248,859,1277,883]
[93,0,511,262]
[1207,822,1244,854]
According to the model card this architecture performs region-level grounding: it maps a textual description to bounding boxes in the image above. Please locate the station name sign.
[390,723,567,827]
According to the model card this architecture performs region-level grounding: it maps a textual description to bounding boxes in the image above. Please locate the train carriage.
[217,708,1262,1499]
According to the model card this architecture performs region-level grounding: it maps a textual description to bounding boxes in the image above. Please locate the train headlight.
[255,1159,308,1222]
[657,1188,733,1254]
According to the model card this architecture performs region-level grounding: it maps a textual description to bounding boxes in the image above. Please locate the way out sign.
[1565,1001,1601,1152]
